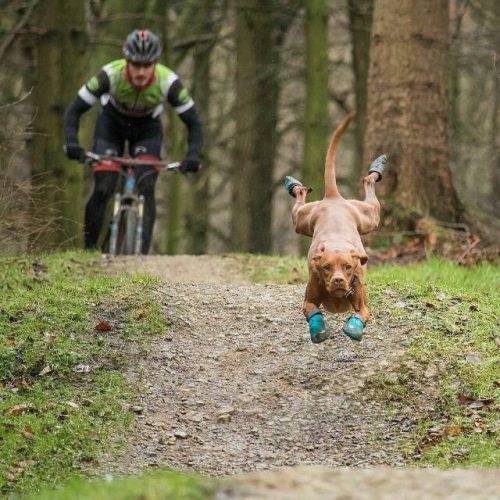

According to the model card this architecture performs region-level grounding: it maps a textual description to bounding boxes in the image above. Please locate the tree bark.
[347,0,373,174]
[30,0,88,249]
[185,0,216,254]
[363,0,461,225]
[303,0,329,195]
[231,0,279,253]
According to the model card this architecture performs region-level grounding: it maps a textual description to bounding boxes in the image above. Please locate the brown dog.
[285,112,386,343]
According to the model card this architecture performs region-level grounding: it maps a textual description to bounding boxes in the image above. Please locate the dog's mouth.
[326,282,348,296]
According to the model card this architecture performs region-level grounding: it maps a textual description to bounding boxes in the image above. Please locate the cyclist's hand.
[180,158,201,173]
[64,143,86,162]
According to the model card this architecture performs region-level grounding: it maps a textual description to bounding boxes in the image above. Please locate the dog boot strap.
[368,154,387,182]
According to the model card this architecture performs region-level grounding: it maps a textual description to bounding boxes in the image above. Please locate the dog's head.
[311,247,367,297]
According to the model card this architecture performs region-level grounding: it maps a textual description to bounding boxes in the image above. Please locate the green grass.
[1,252,498,498]
[242,255,500,468]
[0,251,183,497]
[32,470,213,500]
[237,253,308,284]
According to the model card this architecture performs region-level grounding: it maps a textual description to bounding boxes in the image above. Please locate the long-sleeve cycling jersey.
[64,59,202,160]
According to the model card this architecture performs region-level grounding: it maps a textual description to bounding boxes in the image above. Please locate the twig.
[457,235,480,265]
[0,0,39,63]
[0,87,33,110]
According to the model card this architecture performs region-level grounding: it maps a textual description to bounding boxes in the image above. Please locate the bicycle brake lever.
[83,152,101,166]
[166,162,182,172]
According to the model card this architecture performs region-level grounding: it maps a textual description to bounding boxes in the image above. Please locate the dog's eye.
[322,264,331,271]
[345,264,352,270]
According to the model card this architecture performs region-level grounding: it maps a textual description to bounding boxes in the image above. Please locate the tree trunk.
[347,0,373,174]
[30,0,88,249]
[303,0,329,194]
[363,0,461,225]
[184,0,216,254]
[231,0,280,253]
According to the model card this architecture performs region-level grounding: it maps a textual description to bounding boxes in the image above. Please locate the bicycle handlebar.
[84,152,181,171]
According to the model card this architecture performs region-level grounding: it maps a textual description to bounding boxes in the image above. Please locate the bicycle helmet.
[123,30,161,64]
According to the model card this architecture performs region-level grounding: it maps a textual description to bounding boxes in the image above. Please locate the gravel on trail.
[96,255,499,499]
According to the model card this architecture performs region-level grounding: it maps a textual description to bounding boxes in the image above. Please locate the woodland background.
[0,0,499,257]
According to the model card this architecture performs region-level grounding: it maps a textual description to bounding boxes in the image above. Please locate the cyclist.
[63,29,203,254]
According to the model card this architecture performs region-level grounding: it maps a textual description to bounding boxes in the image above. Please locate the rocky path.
[97,255,499,499]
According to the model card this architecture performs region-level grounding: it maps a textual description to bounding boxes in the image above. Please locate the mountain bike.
[84,152,181,256]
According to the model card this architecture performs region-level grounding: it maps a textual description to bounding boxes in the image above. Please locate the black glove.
[180,158,201,173]
[64,143,86,162]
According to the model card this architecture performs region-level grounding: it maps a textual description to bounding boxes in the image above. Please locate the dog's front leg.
[303,279,330,344]
[342,273,369,341]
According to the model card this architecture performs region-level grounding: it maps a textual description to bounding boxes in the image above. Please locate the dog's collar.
[345,275,358,298]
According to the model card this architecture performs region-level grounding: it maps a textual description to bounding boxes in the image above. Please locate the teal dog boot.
[307,309,331,344]
[368,154,387,182]
[284,176,312,198]
[342,314,365,341]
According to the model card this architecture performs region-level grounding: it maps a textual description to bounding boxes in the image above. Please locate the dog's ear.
[312,253,322,265]
[311,253,323,274]
[350,250,368,266]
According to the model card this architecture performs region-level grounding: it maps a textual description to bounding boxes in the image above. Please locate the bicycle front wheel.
[122,208,138,255]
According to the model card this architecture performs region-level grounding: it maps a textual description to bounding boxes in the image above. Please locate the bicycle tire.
[122,208,138,255]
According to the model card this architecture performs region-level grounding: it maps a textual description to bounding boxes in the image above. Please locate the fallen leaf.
[39,365,52,376]
[465,353,482,363]
[22,425,34,440]
[7,403,31,416]
[89,431,100,441]
[31,261,48,275]
[457,393,475,404]
[3,339,16,347]
[446,424,463,437]
[4,471,16,481]
[17,460,36,468]
[67,401,79,409]
[73,364,91,373]
[95,321,112,332]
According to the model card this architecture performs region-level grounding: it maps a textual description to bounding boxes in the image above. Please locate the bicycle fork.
[109,193,122,256]
[135,195,145,254]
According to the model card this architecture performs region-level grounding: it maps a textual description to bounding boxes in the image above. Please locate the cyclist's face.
[127,61,155,87]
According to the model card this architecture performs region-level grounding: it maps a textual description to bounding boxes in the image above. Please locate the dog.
[284,112,386,343]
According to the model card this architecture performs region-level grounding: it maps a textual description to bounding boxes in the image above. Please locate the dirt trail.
[98,255,499,499]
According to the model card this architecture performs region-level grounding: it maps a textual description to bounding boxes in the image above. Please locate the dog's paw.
[341,314,365,341]
[368,154,387,182]
[308,312,331,344]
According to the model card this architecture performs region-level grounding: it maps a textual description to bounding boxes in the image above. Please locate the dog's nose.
[333,276,345,285]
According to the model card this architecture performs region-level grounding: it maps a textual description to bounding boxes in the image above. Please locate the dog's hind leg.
[291,188,319,237]
[349,173,381,234]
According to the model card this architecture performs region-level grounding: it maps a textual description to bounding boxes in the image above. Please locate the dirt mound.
[97,255,499,499]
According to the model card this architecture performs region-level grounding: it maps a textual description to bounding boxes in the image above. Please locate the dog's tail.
[324,111,355,199]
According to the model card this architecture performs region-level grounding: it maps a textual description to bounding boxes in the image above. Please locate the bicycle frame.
[85,153,181,256]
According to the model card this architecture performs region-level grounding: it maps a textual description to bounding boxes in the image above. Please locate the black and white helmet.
[123,30,161,64]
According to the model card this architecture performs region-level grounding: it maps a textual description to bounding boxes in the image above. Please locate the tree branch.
[0,0,39,63]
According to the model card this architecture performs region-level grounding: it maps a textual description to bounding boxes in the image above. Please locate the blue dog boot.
[342,314,365,341]
[368,154,387,182]
[307,310,331,344]
[284,176,312,198]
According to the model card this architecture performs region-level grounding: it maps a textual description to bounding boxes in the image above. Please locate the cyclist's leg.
[84,172,119,249]
[135,166,159,254]
[84,111,123,249]
[130,118,162,254]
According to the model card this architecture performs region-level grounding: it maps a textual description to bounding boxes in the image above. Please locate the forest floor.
[94,254,499,499]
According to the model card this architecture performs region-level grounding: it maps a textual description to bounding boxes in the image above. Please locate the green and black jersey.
[78,59,194,118]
